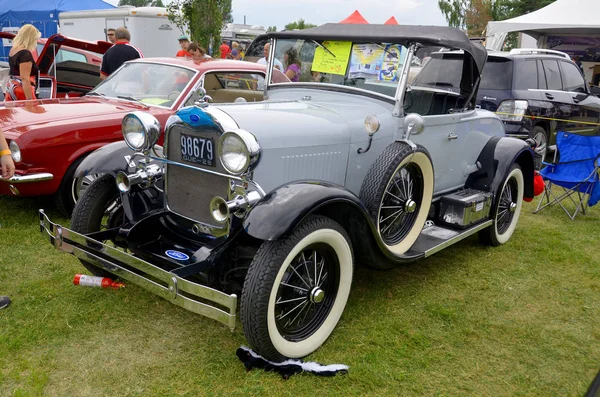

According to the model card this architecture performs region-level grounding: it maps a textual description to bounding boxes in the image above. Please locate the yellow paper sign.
[311,41,352,75]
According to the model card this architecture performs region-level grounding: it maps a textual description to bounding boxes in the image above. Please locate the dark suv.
[415,48,600,162]
[477,49,600,161]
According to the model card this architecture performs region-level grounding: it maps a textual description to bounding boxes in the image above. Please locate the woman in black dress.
[5,24,40,101]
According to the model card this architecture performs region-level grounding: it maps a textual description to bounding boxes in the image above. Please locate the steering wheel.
[167,91,181,101]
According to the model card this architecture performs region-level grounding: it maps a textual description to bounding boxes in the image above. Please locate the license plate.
[180,134,216,167]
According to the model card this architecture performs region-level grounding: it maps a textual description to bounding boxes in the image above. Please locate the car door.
[539,59,576,136]
[559,60,600,136]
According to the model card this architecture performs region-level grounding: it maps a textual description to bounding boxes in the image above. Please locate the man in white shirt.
[256,42,284,90]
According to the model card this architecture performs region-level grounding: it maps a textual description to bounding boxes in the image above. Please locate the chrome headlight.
[122,111,161,152]
[218,130,260,175]
[9,140,21,163]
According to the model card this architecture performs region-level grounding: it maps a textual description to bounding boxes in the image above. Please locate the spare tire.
[359,141,434,256]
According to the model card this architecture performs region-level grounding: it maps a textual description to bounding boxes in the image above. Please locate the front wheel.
[71,175,124,277]
[479,164,524,246]
[241,215,353,361]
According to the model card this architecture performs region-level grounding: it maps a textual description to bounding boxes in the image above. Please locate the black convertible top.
[268,23,487,74]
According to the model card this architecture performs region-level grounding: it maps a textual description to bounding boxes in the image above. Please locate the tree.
[267,26,277,32]
[437,0,469,30]
[284,18,317,31]
[167,0,232,55]
[119,0,164,6]
[438,0,555,40]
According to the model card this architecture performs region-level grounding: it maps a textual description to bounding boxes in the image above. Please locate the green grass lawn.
[0,195,598,396]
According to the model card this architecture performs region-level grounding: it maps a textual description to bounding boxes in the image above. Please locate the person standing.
[4,24,40,101]
[100,27,143,80]
[219,40,230,59]
[257,42,283,70]
[255,42,284,91]
[1,127,15,310]
[187,42,211,62]
[176,35,191,57]
[106,28,116,44]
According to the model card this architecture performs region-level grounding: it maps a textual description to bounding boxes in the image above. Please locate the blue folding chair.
[534,131,600,220]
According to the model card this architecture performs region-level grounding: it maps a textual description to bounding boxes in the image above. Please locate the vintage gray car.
[40,24,536,361]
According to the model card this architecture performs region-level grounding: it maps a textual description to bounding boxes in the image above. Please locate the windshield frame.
[264,38,418,115]
[88,59,200,110]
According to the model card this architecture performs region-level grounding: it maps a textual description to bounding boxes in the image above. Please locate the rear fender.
[466,136,534,200]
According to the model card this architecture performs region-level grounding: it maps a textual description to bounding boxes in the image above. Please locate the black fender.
[74,141,164,179]
[466,135,535,200]
[242,181,422,263]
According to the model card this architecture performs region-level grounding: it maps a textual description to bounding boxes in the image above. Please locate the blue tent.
[0,0,115,37]
[0,0,115,62]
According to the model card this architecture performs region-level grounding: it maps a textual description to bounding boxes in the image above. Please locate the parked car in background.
[41,23,535,362]
[0,33,110,99]
[484,49,600,162]
[416,48,600,163]
[1,57,288,216]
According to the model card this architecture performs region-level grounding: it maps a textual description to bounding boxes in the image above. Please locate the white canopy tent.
[485,0,600,51]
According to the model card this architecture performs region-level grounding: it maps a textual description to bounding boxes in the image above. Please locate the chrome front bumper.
[39,209,238,331]
[8,172,54,183]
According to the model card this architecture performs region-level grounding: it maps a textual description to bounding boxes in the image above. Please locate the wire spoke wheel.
[241,215,353,360]
[274,244,339,341]
[72,173,105,204]
[479,164,524,247]
[496,173,518,235]
[378,163,424,245]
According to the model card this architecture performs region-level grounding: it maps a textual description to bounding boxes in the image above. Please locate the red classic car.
[1,57,289,215]
[1,32,111,99]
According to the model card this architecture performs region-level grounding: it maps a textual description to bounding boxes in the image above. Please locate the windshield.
[271,39,409,97]
[90,62,197,107]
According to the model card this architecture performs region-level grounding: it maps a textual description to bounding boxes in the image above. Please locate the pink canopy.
[339,10,369,24]
[384,16,399,25]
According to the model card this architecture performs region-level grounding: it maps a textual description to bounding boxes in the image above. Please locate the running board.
[410,220,493,258]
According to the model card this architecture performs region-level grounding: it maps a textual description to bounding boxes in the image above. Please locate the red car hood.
[0,98,151,138]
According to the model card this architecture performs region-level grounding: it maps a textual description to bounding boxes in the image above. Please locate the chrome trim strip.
[39,210,238,331]
[7,172,54,183]
[423,220,493,258]
[147,155,266,196]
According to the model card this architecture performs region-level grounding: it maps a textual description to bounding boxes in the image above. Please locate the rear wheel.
[71,175,124,277]
[532,125,548,163]
[479,164,524,246]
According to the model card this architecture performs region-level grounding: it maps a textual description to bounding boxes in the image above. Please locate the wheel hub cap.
[509,202,517,213]
[405,199,417,213]
[310,287,325,304]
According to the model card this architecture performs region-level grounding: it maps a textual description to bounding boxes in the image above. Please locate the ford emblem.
[165,250,190,261]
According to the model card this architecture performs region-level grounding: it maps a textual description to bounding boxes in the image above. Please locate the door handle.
[572,97,580,104]
[448,133,458,140]
[545,93,554,100]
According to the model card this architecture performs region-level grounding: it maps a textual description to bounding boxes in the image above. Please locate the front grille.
[165,123,229,226]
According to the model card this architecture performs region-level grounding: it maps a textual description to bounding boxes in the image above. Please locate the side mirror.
[403,113,425,136]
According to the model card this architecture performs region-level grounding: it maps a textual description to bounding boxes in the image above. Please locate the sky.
[104,0,448,29]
